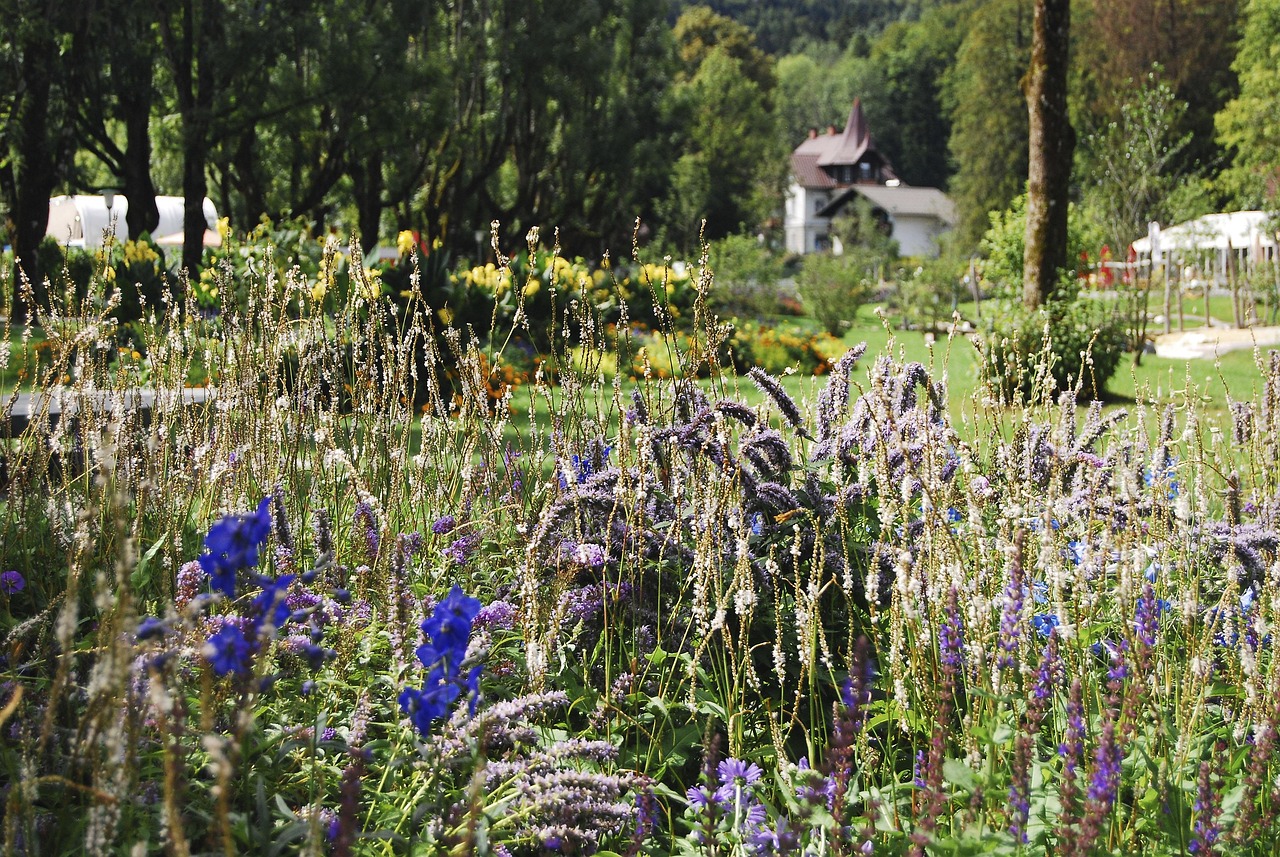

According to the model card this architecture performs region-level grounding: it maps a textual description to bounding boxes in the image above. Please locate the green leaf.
[131,535,166,594]
[943,757,978,792]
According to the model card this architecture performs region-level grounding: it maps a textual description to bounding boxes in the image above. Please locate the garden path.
[1153,325,1280,359]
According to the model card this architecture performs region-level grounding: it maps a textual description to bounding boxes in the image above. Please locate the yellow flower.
[438,307,454,325]
[359,268,383,301]
[216,217,231,243]
[397,230,415,256]
[523,279,540,298]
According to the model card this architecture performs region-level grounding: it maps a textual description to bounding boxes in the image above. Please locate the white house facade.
[783,100,956,258]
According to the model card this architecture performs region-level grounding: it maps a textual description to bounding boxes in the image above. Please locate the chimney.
[808,127,818,139]
[826,124,837,135]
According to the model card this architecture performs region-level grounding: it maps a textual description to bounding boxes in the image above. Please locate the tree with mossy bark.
[1022,0,1074,310]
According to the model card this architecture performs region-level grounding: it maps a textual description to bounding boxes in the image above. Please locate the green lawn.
[6,300,1268,446]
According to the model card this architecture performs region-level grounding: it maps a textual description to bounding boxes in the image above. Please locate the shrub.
[795,251,878,336]
[894,255,968,331]
[706,233,784,316]
[978,293,1129,401]
[724,319,838,375]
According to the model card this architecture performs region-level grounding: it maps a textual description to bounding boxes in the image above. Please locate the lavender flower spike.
[748,366,811,439]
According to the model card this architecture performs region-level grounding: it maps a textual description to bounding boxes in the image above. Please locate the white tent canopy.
[1131,211,1277,284]
[46,195,220,249]
[1132,211,1276,253]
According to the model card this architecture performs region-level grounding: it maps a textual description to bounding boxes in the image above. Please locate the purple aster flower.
[572,542,606,568]
[686,786,713,809]
[718,758,763,790]
[431,515,457,535]
[0,570,25,595]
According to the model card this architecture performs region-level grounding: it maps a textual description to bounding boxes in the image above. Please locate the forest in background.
[2,0,1276,281]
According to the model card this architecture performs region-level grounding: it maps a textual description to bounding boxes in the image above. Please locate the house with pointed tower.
[784,99,956,258]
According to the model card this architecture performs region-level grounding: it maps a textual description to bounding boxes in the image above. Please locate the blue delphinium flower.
[204,624,252,676]
[400,585,483,738]
[252,573,296,632]
[1032,613,1060,638]
[1030,580,1049,604]
[199,497,272,597]
[136,617,169,641]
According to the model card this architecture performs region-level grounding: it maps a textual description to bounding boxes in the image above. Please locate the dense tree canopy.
[0,0,1272,277]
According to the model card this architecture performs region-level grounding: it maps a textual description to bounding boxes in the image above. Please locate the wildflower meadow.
[0,230,1278,856]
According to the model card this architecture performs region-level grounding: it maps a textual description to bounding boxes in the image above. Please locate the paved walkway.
[1153,326,1280,360]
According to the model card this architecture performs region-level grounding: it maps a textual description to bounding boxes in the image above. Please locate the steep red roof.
[790,152,838,189]
[818,99,871,167]
[789,99,897,189]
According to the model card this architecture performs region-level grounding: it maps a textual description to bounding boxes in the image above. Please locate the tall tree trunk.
[11,29,59,320]
[120,28,160,240]
[162,0,212,277]
[354,152,384,255]
[1023,0,1075,309]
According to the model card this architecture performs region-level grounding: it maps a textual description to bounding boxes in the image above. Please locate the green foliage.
[942,0,1029,250]
[706,233,785,315]
[795,251,879,335]
[895,255,968,330]
[661,15,784,248]
[1079,70,1193,249]
[1216,0,1280,206]
[867,2,970,188]
[774,46,886,147]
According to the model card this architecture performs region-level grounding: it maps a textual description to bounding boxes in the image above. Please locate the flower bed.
[0,236,1278,855]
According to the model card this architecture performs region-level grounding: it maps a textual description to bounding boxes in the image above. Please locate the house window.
[813,196,826,215]
[859,162,872,181]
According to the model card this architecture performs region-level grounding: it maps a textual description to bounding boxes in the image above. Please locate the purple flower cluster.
[442,531,481,565]
[353,500,380,562]
[561,582,632,624]
[399,586,482,738]
[475,599,516,631]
